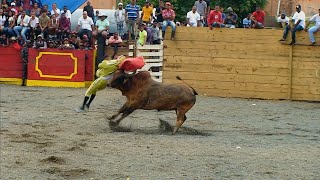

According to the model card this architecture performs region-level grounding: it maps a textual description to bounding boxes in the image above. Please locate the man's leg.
[168,20,176,40]
[281,24,291,41]
[308,26,319,44]
[13,26,22,38]
[21,27,29,42]
[112,43,119,59]
[162,20,168,39]
[291,25,303,44]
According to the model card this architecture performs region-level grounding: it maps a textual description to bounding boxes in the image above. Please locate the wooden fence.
[163,27,320,101]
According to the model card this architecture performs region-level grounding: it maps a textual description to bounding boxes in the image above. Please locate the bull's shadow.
[108,118,212,136]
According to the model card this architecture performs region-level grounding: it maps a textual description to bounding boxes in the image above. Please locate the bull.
[108,70,198,135]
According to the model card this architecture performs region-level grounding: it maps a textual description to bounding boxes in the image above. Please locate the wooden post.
[288,45,293,100]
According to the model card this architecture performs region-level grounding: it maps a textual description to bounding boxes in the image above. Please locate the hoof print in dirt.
[40,156,66,164]
[159,119,174,132]
[108,121,131,132]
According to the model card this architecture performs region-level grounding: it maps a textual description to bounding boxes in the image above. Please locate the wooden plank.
[292,77,320,86]
[144,58,163,63]
[291,93,320,101]
[292,85,320,95]
[136,51,163,57]
[163,71,288,84]
[164,63,289,76]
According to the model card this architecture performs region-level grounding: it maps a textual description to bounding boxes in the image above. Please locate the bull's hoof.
[108,120,119,127]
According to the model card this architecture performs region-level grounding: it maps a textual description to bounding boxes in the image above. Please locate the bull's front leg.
[108,102,130,120]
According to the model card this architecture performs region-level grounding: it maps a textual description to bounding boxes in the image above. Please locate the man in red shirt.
[207,5,223,29]
[251,6,265,28]
[162,2,176,40]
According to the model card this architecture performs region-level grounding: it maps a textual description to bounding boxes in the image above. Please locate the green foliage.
[118,0,268,22]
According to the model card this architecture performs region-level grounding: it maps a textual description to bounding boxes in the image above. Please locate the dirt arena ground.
[0,84,319,179]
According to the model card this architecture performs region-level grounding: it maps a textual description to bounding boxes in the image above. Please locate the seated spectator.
[5,10,16,37]
[106,32,122,59]
[151,21,161,44]
[279,5,305,45]
[94,10,99,23]
[162,2,176,40]
[80,34,92,49]
[22,0,32,15]
[277,13,289,29]
[92,13,109,41]
[0,34,9,46]
[304,8,320,45]
[220,7,226,22]
[138,23,147,46]
[70,33,80,49]
[13,10,30,42]
[29,11,39,40]
[224,7,237,28]
[58,13,71,40]
[33,34,47,49]
[51,3,60,18]
[58,38,75,50]
[10,36,21,50]
[47,39,55,48]
[75,11,94,42]
[251,6,265,29]
[141,1,153,25]
[10,2,19,15]
[48,15,59,40]
[186,6,200,27]
[62,6,72,20]
[243,13,252,28]
[42,4,51,16]
[39,9,50,39]
[0,9,6,34]
[31,2,41,16]
[207,5,223,29]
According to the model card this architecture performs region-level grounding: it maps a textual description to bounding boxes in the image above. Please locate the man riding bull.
[75,56,145,112]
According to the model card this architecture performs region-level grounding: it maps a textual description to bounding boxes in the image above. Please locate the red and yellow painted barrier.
[0,47,23,85]
[0,47,95,87]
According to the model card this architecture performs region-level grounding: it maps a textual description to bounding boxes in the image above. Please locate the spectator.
[277,13,289,29]
[22,0,32,15]
[62,6,71,20]
[280,5,305,45]
[47,39,55,48]
[42,4,51,16]
[31,2,41,16]
[83,1,94,19]
[207,5,223,29]
[161,2,176,40]
[70,33,79,49]
[0,33,9,46]
[58,12,71,40]
[186,6,200,27]
[0,9,6,34]
[115,2,125,38]
[33,34,47,49]
[92,13,109,40]
[106,32,122,59]
[6,10,16,37]
[10,36,21,50]
[39,9,50,39]
[94,10,99,22]
[194,0,206,26]
[242,13,252,28]
[50,3,60,18]
[304,8,320,45]
[28,11,39,40]
[155,0,164,25]
[48,15,59,40]
[10,2,18,15]
[251,6,265,29]
[58,37,75,50]
[80,34,91,49]
[150,21,160,44]
[220,7,226,22]
[75,11,94,42]
[137,23,147,46]
[204,0,211,13]
[13,10,30,42]
[142,23,152,44]
[224,7,237,28]
[141,1,153,25]
[125,0,140,41]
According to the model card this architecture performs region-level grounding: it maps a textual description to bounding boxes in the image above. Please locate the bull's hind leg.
[172,104,194,135]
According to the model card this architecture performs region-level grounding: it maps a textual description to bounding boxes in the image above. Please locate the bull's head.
[110,70,134,92]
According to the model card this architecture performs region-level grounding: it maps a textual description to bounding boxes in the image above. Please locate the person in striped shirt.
[125,0,140,41]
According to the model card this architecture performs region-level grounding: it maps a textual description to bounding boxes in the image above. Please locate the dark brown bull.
[108,70,198,134]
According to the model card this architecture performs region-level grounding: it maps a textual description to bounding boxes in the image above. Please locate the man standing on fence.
[304,8,320,46]
[115,2,126,39]
[125,0,140,42]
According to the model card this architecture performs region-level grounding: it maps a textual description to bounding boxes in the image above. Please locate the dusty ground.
[0,84,319,180]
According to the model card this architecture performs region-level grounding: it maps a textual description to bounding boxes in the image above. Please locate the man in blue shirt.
[125,0,140,41]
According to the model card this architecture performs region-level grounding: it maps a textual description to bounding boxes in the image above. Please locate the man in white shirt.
[62,6,72,20]
[305,8,320,45]
[13,11,30,42]
[51,3,61,18]
[75,11,94,41]
[187,6,201,27]
[280,4,305,45]
[29,12,39,40]
[277,13,289,28]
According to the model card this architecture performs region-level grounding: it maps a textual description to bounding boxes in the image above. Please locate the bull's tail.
[176,76,198,95]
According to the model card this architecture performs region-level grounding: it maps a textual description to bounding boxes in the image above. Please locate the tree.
[118,0,268,22]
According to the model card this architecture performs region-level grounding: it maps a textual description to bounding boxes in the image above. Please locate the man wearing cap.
[33,34,47,49]
[115,2,126,38]
[277,13,289,29]
[125,0,140,41]
[304,8,320,45]
[141,1,153,25]
[162,2,176,40]
[280,5,305,45]
[92,13,109,40]
[13,10,30,42]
